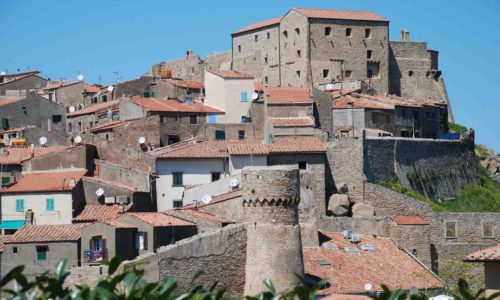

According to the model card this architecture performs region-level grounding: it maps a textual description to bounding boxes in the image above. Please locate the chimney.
[186,50,192,59]
[400,30,410,42]
[25,209,34,225]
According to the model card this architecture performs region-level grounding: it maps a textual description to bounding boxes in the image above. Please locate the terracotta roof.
[227,143,269,155]
[207,70,253,79]
[7,224,87,243]
[304,231,443,295]
[175,208,234,223]
[233,16,282,34]
[163,78,204,89]
[266,87,312,104]
[82,176,148,193]
[125,212,194,227]
[156,140,269,159]
[132,96,222,113]
[0,70,40,79]
[393,215,430,225]
[0,235,12,252]
[73,204,132,222]
[0,146,68,165]
[254,82,265,92]
[0,97,22,106]
[67,100,120,117]
[100,219,136,228]
[198,189,242,207]
[269,136,326,153]
[465,245,500,262]
[0,73,44,86]
[270,117,314,127]
[1,170,87,193]
[332,94,393,110]
[83,83,100,94]
[90,121,127,133]
[293,8,389,22]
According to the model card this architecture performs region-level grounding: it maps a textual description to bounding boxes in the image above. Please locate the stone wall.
[95,159,151,192]
[55,82,84,107]
[113,76,154,99]
[23,145,97,173]
[0,75,47,95]
[363,136,479,200]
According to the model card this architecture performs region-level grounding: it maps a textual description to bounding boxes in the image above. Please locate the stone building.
[465,245,500,297]
[39,81,86,107]
[66,100,120,136]
[0,70,47,95]
[150,78,204,102]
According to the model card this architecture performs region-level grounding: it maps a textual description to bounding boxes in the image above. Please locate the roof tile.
[163,78,204,89]
[294,8,388,22]
[0,146,67,165]
[2,170,86,193]
[233,16,282,34]
[7,224,87,243]
[270,136,326,153]
[266,87,312,104]
[465,245,500,262]
[207,70,254,79]
[132,96,222,113]
[67,100,120,117]
[125,212,194,227]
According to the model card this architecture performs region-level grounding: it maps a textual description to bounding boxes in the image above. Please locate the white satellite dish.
[76,74,84,81]
[34,81,42,89]
[68,106,76,113]
[201,194,212,204]
[326,83,334,90]
[229,178,239,187]
[364,283,372,292]
[0,71,6,76]
[74,135,82,144]
[107,85,114,92]
[95,188,104,197]
[138,137,146,144]
[39,136,47,145]
[79,103,85,109]
[251,92,259,100]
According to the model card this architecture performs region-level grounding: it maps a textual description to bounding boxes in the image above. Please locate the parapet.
[241,166,300,225]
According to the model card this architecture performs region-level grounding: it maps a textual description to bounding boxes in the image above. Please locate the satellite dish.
[68,106,76,113]
[326,83,334,90]
[229,178,239,187]
[0,71,6,76]
[39,136,47,145]
[77,74,84,81]
[364,283,372,292]
[201,194,212,204]
[95,188,104,197]
[138,137,146,144]
[34,81,42,89]
[79,103,85,109]
[74,135,82,144]
[251,92,259,100]
[107,85,114,92]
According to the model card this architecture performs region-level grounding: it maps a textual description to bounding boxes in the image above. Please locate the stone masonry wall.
[112,115,161,149]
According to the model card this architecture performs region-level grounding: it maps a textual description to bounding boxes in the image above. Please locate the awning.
[0,220,25,229]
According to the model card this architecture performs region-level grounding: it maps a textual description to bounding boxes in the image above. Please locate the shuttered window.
[15,199,24,212]
[36,246,48,260]
[207,114,216,124]
[46,198,55,211]
[240,92,248,102]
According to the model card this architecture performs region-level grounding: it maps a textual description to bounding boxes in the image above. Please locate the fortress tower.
[241,166,304,295]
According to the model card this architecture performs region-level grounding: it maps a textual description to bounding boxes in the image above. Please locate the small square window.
[264,77,268,84]
[36,246,48,261]
[173,200,183,208]
[298,161,307,170]
[185,97,193,104]
[46,198,54,211]
[283,30,288,38]
[2,176,10,185]
[264,57,268,64]
[189,115,197,125]
[52,115,62,124]
[367,50,372,59]
[16,199,24,212]
[345,70,352,78]
[13,247,18,254]
[445,221,456,239]
[172,172,183,186]
[211,172,221,182]
[325,27,332,36]
[255,34,258,42]
[160,116,166,124]
[483,222,494,238]
[346,28,352,37]
[215,130,225,140]
[323,69,329,78]
[102,95,107,102]
[238,130,245,140]
[267,32,270,39]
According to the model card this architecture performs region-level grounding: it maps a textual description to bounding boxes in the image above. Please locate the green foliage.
[438,255,482,293]
[448,122,468,133]
[379,178,445,212]
[475,145,490,161]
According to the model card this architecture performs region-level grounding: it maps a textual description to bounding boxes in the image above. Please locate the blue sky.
[1,0,498,150]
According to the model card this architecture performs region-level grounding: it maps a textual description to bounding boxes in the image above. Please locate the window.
[408,70,414,77]
[1,119,9,130]
[172,172,183,186]
[173,200,183,208]
[367,50,372,59]
[295,28,300,35]
[483,222,494,238]
[264,56,268,64]
[297,50,301,58]
[283,30,288,38]
[240,92,248,102]
[255,34,258,42]
[160,116,166,124]
[211,172,221,182]
[345,70,352,78]
[267,32,270,39]
[215,130,226,140]
[323,69,329,78]
[325,27,332,36]
[78,122,82,132]
[296,70,301,78]
[52,115,62,124]
[402,109,407,118]
[445,221,457,238]
[185,97,193,104]
[46,198,54,211]
[143,91,151,98]
[36,246,48,261]
[16,199,24,212]
[264,76,268,84]
[135,232,148,250]
[102,95,107,102]
[365,28,372,39]
[189,115,197,125]
[238,45,241,52]
[346,28,352,37]
[238,130,245,140]
[167,135,180,145]
[2,176,10,185]
[298,161,307,170]
[12,247,18,254]
[207,114,216,124]
[367,62,380,79]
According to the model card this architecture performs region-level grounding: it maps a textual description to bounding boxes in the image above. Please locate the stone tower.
[242,166,304,295]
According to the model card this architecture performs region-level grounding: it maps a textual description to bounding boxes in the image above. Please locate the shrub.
[448,122,468,133]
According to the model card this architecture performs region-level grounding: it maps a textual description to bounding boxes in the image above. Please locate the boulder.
[328,194,350,216]
[352,203,375,219]
[336,182,348,194]
[487,159,497,175]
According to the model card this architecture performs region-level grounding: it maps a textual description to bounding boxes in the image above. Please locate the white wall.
[229,155,267,175]
[183,174,241,205]
[155,159,228,211]
[204,72,226,114]
[1,192,73,225]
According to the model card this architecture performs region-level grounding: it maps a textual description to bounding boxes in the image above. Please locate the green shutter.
[1,119,9,130]
[172,173,183,186]
[15,199,24,212]
[2,177,10,184]
[46,198,54,211]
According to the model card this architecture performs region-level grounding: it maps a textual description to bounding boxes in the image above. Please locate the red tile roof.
[0,146,68,165]
[233,16,282,34]
[198,189,242,207]
[393,215,430,225]
[1,170,87,193]
[73,204,132,222]
[293,8,388,22]
[227,143,269,155]
[132,96,222,113]
[125,212,194,227]
[0,97,22,106]
[266,87,312,104]
[254,82,265,92]
[90,121,127,133]
[270,136,326,153]
[207,70,254,79]
[270,117,314,127]
[100,219,136,228]
[156,140,268,159]
[0,73,44,86]
[0,235,12,252]
[67,99,120,117]
[304,231,443,295]
[7,224,88,243]
[164,78,204,89]
[465,245,500,262]
[83,83,100,94]
[0,70,40,80]
[175,208,234,223]
[332,94,392,110]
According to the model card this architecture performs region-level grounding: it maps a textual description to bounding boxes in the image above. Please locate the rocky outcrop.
[476,144,500,183]
[352,203,375,219]
[328,194,350,216]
